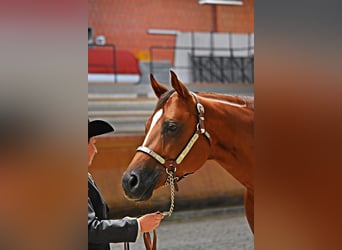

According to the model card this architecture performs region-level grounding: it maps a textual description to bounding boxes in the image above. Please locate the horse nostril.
[128,173,139,189]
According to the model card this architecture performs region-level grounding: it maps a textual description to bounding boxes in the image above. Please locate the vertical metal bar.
[210,32,214,82]
[190,32,195,82]
[210,31,214,57]
[248,33,251,58]
[191,32,195,82]
[229,33,234,82]
[191,54,196,82]
[250,56,254,83]
[241,57,245,83]
[249,33,254,83]
[191,32,195,57]
[199,57,203,82]
[220,57,224,83]
[112,44,117,83]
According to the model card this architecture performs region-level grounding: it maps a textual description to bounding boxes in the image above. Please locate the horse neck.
[199,95,254,189]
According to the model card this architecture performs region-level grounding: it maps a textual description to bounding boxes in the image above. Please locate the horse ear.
[170,71,191,98]
[150,74,168,98]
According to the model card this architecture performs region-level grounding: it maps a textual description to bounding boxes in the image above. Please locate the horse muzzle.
[121,167,161,201]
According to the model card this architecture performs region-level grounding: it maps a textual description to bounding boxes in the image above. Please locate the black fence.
[149,45,254,84]
[191,55,254,83]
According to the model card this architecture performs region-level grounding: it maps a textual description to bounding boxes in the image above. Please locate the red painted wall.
[88,0,254,57]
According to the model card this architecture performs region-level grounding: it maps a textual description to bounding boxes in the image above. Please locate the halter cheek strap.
[136,146,166,166]
[137,132,200,170]
[136,92,211,176]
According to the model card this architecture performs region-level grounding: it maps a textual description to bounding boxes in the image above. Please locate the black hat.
[88,119,114,141]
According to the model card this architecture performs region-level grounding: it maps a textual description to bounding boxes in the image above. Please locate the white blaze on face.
[142,109,163,147]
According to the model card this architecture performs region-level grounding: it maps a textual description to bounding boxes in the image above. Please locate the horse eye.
[164,121,178,133]
[168,123,177,131]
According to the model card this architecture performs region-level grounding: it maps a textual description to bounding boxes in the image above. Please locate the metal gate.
[191,55,254,83]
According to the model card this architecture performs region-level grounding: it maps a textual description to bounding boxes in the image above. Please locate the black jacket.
[88,174,139,250]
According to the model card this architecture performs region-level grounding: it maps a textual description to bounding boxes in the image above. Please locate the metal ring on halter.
[165,168,176,175]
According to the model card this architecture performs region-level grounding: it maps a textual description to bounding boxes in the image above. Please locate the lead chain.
[162,170,175,217]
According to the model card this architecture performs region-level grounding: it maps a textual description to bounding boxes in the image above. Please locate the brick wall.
[88,0,254,56]
[218,1,254,32]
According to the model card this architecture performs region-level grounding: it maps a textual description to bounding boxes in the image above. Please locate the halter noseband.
[136,92,211,180]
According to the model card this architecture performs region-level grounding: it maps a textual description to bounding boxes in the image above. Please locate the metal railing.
[149,32,254,83]
[149,45,254,83]
[191,53,254,83]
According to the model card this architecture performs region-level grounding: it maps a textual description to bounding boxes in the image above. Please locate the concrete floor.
[110,206,254,250]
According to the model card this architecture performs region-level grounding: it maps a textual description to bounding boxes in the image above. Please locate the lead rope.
[142,169,176,250]
[124,242,129,250]
[161,169,175,217]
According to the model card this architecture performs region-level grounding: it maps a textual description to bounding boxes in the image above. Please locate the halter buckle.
[196,102,206,134]
[196,103,205,114]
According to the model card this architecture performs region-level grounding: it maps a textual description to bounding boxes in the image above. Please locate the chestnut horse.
[122,71,254,232]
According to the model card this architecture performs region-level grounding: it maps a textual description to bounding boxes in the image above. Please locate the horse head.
[122,71,211,201]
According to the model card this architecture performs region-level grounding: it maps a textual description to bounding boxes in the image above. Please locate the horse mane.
[155,90,254,111]
[197,92,254,110]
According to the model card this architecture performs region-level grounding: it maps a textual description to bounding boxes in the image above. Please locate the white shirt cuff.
[136,218,141,240]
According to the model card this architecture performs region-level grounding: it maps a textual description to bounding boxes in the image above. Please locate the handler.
[88,119,163,250]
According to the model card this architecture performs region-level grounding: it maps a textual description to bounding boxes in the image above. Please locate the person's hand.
[138,212,164,232]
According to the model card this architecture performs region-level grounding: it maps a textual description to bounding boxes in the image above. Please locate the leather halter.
[137,92,211,178]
